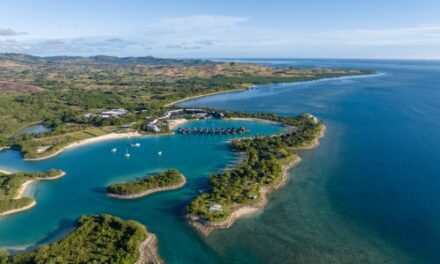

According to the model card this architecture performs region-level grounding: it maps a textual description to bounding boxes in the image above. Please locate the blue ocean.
[1,59,440,263]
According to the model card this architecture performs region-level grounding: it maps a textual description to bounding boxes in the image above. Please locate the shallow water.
[1,59,440,263]
[0,119,280,262]
[180,59,440,263]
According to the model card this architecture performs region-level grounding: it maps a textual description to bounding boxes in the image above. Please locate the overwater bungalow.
[177,126,248,135]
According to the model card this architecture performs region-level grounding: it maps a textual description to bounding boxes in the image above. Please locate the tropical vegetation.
[187,113,323,222]
[0,53,372,159]
[0,169,64,214]
[0,214,148,264]
[107,169,184,196]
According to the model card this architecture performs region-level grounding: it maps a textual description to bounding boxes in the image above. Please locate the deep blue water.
[180,59,440,263]
[1,59,440,263]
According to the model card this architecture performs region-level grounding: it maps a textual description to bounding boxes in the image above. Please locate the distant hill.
[0,53,211,66]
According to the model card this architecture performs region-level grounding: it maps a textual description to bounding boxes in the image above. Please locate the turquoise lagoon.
[0,119,281,262]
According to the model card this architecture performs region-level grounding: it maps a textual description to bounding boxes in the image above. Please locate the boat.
[157,151,162,156]
[134,143,141,147]
[124,149,131,158]
[111,148,117,153]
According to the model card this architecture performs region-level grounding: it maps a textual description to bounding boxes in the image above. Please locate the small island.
[0,169,65,216]
[186,112,325,236]
[0,214,163,264]
[107,169,186,199]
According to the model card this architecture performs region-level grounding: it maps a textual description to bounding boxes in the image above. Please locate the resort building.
[194,113,208,119]
[209,204,223,212]
[99,108,128,118]
[147,123,160,132]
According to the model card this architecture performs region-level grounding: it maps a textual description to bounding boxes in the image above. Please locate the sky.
[1,0,440,59]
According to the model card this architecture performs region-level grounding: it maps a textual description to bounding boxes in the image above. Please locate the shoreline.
[14,171,66,199]
[168,118,189,130]
[187,124,326,236]
[108,174,186,199]
[0,200,37,217]
[135,233,163,264]
[15,73,372,161]
[0,146,11,152]
[164,73,378,108]
[21,117,264,161]
[0,168,13,175]
[295,124,327,150]
[187,155,302,236]
[25,132,143,161]
[227,117,283,126]
[23,116,287,161]
[164,88,246,107]
[14,180,35,199]
[0,171,66,217]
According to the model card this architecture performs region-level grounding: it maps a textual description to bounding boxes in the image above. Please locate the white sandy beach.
[168,118,189,130]
[0,200,37,217]
[0,168,12,175]
[13,171,66,200]
[0,146,10,151]
[0,170,66,216]
[26,132,143,161]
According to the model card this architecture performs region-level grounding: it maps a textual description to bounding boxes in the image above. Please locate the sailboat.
[124,149,131,158]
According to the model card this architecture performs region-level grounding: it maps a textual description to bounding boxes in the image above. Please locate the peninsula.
[107,169,186,199]
[0,214,163,264]
[186,112,325,235]
[0,169,65,216]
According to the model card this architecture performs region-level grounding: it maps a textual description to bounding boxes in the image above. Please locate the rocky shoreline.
[135,233,164,264]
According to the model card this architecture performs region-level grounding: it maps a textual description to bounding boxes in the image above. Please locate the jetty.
[177,127,248,135]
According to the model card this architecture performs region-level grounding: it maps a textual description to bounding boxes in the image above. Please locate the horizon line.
[1,52,439,62]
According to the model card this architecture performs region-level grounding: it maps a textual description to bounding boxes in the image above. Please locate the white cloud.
[0,37,150,55]
[1,17,440,59]
[0,27,26,36]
